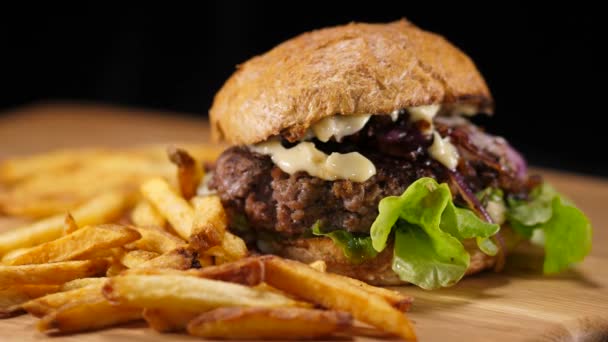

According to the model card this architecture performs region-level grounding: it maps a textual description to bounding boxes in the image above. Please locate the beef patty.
[211,115,532,237]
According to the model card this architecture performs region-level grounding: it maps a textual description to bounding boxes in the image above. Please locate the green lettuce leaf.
[312,222,377,264]
[506,183,592,273]
[508,184,556,226]
[393,222,469,290]
[370,177,500,289]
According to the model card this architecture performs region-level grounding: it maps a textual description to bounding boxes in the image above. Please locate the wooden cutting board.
[1,103,607,342]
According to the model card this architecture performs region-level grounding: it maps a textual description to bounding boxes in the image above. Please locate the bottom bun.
[269,226,514,286]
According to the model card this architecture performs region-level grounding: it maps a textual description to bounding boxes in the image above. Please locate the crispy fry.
[125,257,265,286]
[37,295,142,333]
[121,250,160,269]
[143,308,199,332]
[63,213,79,235]
[263,257,417,341]
[328,272,413,312]
[168,147,203,200]
[136,247,199,270]
[22,284,102,318]
[190,195,226,250]
[1,247,32,264]
[188,307,352,340]
[130,226,185,254]
[60,277,107,291]
[0,259,108,286]
[308,260,327,272]
[141,178,194,240]
[106,261,127,277]
[5,225,140,265]
[131,200,166,228]
[0,285,60,318]
[103,274,304,311]
[204,232,248,263]
[0,191,133,255]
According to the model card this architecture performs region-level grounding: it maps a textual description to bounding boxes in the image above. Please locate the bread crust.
[210,19,492,145]
[272,236,501,286]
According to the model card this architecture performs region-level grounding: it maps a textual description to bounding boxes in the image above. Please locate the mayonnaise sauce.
[251,141,376,182]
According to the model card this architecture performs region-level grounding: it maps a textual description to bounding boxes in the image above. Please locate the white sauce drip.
[251,141,376,182]
[428,132,460,170]
[311,114,371,142]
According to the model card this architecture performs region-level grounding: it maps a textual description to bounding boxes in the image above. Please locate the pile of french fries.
[0,145,416,340]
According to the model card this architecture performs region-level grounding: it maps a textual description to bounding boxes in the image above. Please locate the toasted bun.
[211,19,492,145]
[269,226,515,286]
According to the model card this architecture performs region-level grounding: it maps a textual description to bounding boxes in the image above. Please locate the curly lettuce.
[370,178,499,290]
[506,184,592,274]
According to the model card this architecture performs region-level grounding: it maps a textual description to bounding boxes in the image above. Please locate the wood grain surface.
[1,103,607,342]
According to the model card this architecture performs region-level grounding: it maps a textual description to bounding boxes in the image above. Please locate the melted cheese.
[251,141,376,182]
[312,114,371,142]
[428,132,459,169]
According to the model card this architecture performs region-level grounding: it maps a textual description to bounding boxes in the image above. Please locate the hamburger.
[207,20,592,289]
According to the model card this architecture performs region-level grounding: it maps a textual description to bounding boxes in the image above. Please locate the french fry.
[0,259,108,286]
[187,307,352,340]
[328,272,413,312]
[143,308,199,332]
[308,260,327,272]
[0,191,133,255]
[131,201,166,228]
[63,213,79,235]
[125,257,265,286]
[136,247,199,270]
[0,285,60,318]
[60,277,107,291]
[141,178,194,240]
[263,257,417,341]
[37,295,142,333]
[22,284,103,318]
[130,226,185,254]
[168,147,203,200]
[204,232,248,263]
[5,225,140,265]
[106,261,127,277]
[190,195,226,250]
[120,250,160,269]
[1,247,32,264]
[103,274,304,311]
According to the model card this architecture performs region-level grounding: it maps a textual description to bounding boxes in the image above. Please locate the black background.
[1,3,603,176]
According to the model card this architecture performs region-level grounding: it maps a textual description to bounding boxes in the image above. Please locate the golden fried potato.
[190,195,226,251]
[103,274,304,311]
[308,260,327,272]
[0,285,60,318]
[135,246,199,270]
[60,277,107,292]
[141,178,194,240]
[120,250,160,269]
[143,308,199,332]
[0,191,133,255]
[263,257,416,341]
[129,226,185,254]
[22,284,103,318]
[131,201,166,228]
[187,307,352,340]
[37,295,142,333]
[0,259,108,286]
[168,147,203,200]
[5,225,140,266]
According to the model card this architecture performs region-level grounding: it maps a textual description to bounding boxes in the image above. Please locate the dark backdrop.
[1,3,603,176]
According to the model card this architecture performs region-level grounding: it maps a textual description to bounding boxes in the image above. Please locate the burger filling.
[210,106,592,289]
